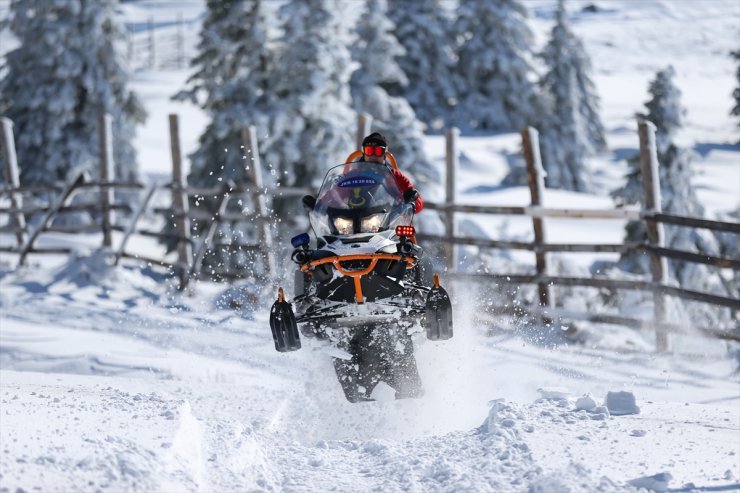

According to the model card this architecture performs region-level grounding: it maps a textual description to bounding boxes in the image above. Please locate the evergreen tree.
[612,67,692,218]
[266,0,355,190]
[612,67,733,320]
[174,0,272,191]
[642,67,684,144]
[0,0,145,185]
[537,0,606,191]
[386,0,458,132]
[350,0,439,191]
[453,0,541,132]
[171,0,273,270]
[731,49,740,138]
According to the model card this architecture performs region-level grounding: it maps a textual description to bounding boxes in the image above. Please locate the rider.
[302,132,425,214]
[357,132,424,213]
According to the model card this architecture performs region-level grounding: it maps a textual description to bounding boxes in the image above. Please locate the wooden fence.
[0,113,738,349]
[0,114,294,289]
[421,120,739,349]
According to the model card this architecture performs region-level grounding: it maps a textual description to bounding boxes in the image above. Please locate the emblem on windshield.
[348,188,367,207]
[338,176,378,188]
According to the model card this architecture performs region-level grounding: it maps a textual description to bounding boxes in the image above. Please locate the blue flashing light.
[291,232,310,248]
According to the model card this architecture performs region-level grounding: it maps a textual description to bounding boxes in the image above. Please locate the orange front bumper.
[301,253,416,303]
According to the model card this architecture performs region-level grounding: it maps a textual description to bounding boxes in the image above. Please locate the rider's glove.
[302,195,317,210]
[403,188,419,204]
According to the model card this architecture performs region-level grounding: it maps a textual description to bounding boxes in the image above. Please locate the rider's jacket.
[351,156,424,213]
[389,168,424,213]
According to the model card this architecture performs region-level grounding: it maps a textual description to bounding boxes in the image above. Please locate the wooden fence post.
[444,127,459,273]
[169,114,192,289]
[356,113,372,149]
[98,113,114,248]
[0,117,26,248]
[242,126,276,278]
[521,127,552,314]
[637,119,668,351]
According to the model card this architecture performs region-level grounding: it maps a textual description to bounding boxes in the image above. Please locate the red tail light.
[395,225,416,237]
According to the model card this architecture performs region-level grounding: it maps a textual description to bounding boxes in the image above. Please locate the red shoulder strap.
[344,150,363,163]
[343,150,399,170]
[386,151,399,170]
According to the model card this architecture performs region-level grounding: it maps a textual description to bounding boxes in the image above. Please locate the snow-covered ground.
[1,252,738,492]
[2,0,739,492]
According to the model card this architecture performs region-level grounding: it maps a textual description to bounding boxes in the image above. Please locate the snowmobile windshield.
[309,162,414,238]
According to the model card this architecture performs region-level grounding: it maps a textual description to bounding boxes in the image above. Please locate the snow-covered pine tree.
[612,66,690,222]
[350,0,439,192]
[174,0,272,192]
[0,0,146,185]
[453,0,541,132]
[386,0,458,132]
[612,67,686,220]
[171,0,273,269]
[611,66,734,323]
[266,0,355,191]
[537,0,606,191]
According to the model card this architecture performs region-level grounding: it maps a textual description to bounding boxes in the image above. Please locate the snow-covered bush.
[453,0,542,133]
[0,0,145,185]
[537,0,607,192]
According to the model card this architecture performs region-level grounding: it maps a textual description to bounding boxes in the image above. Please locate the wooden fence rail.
[18,171,86,266]
[113,183,158,266]
[451,272,740,311]
[0,112,737,348]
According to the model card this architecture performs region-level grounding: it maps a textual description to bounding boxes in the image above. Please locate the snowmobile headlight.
[333,217,354,235]
[360,214,383,233]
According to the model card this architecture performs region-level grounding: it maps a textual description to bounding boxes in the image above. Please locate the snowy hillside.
[1,0,739,492]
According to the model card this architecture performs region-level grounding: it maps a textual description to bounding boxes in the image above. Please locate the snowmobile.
[269,160,453,402]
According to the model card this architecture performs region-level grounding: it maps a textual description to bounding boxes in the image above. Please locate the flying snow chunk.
[628,472,673,492]
[605,390,640,416]
[575,394,597,411]
[323,346,352,361]
[369,382,396,402]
